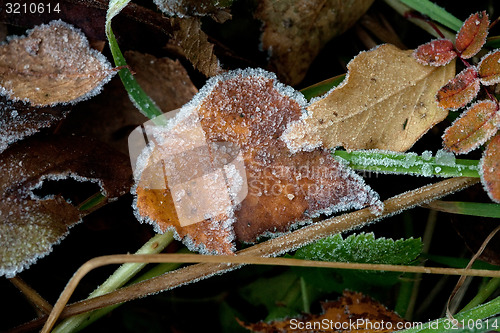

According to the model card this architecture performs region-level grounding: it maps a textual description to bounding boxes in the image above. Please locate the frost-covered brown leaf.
[282,44,455,152]
[443,100,500,154]
[255,0,375,85]
[0,20,115,106]
[0,136,132,277]
[481,133,500,203]
[0,96,70,153]
[134,69,380,254]
[154,0,231,23]
[239,291,405,332]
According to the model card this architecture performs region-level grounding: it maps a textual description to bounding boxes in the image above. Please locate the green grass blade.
[299,74,345,101]
[426,201,500,218]
[398,0,463,31]
[396,297,500,332]
[105,0,163,119]
[333,150,479,178]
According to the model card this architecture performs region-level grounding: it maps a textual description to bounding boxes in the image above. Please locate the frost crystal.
[435,149,456,166]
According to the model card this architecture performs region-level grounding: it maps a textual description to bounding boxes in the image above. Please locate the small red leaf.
[456,11,490,59]
[436,67,480,110]
[443,100,500,154]
[478,50,500,85]
[413,39,457,66]
[481,133,500,203]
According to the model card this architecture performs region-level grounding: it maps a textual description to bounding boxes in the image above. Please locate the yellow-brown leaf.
[282,44,455,152]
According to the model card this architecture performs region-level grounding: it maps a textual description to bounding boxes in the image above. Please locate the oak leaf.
[239,290,405,333]
[282,44,455,152]
[443,100,500,154]
[0,20,115,106]
[481,133,500,203]
[436,67,479,110]
[0,136,132,277]
[255,0,375,85]
[478,50,500,86]
[413,39,456,66]
[455,11,489,59]
[133,69,381,254]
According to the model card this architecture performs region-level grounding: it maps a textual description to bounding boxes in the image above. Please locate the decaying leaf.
[0,20,115,106]
[443,100,500,154]
[282,44,455,152]
[255,0,375,85]
[413,39,456,66]
[436,67,480,110]
[455,11,489,59]
[154,0,231,23]
[239,290,405,333]
[134,69,381,254]
[0,96,71,153]
[169,17,222,77]
[478,50,500,86]
[481,133,500,203]
[0,136,132,277]
[61,51,197,154]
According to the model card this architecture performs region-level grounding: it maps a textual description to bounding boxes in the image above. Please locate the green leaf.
[238,271,304,321]
[295,233,422,265]
[106,0,163,120]
[294,233,423,288]
[399,0,463,32]
[299,74,345,101]
[426,201,500,218]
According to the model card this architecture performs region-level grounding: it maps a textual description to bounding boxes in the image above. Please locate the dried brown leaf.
[478,50,500,86]
[169,17,222,77]
[61,51,197,154]
[443,100,499,154]
[0,20,115,106]
[154,0,231,23]
[413,39,457,66]
[283,44,455,152]
[436,66,480,110]
[455,11,489,59]
[481,133,500,203]
[0,96,71,153]
[255,0,375,85]
[239,291,405,332]
[134,69,380,254]
[0,136,132,277]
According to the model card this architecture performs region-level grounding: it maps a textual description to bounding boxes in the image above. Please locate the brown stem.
[9,277,53,315]
[17,177,479,333]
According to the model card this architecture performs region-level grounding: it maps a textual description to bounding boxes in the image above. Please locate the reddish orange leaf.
[413,39,456,66]
[134,69,381,254]
[443,100,500,154]
[455,11,489,59]
[239,291,406,333]
[478,50,500,85]
[436,67,479,110]
[481,133,500,203]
